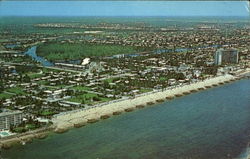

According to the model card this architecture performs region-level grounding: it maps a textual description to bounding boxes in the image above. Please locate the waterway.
[23,46,54,66]
[22,44,220,65]
[2,79,250,159]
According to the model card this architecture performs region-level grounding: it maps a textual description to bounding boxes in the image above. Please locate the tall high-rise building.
[214,48,239,65]
[0,111,23,130]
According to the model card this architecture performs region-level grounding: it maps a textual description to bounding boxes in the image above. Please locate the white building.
[215,48,239,65]
[0,111,23,130]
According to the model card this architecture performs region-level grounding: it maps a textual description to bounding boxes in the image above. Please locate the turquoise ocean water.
[2,79,250,159]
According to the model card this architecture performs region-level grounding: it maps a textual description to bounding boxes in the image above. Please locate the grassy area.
[6,87,26,95]
[42,67,63,73]
[37,42,142,61]
[0,92,14,99]
[38,81,68,88]
[25,124,37,130]
[13,124,38,133]
[39,111,55,116]
[13,127,26,133]
[104,77,120,83]
[104,78,114,83]
[68,92,97,103]
[36,80,49,85]
[67,92,111,104]
[99,97,113,102]
[27,72,44,79]
[71,86,91,91]
[159,77,167,81]
[139,88,153,93]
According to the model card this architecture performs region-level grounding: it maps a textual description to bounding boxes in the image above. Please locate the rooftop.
[0,110,23,117]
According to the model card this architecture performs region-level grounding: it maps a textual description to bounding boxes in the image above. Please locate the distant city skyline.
[0,1,249,17]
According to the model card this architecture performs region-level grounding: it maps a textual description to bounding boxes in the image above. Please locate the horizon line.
[0,15,249,17]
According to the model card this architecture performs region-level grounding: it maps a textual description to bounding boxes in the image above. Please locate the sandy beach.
[1,68,249,148]
[52,73,240,131]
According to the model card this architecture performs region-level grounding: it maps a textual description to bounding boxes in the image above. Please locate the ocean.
[2,79,250,159]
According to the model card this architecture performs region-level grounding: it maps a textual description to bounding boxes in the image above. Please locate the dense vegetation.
[37,42,142,61]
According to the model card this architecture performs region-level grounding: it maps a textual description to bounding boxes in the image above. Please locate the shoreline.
[0,126,54,149]
[1,68,249,149]
[51,74,238,130]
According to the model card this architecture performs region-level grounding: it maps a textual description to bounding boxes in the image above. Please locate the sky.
[0,1,249,17]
